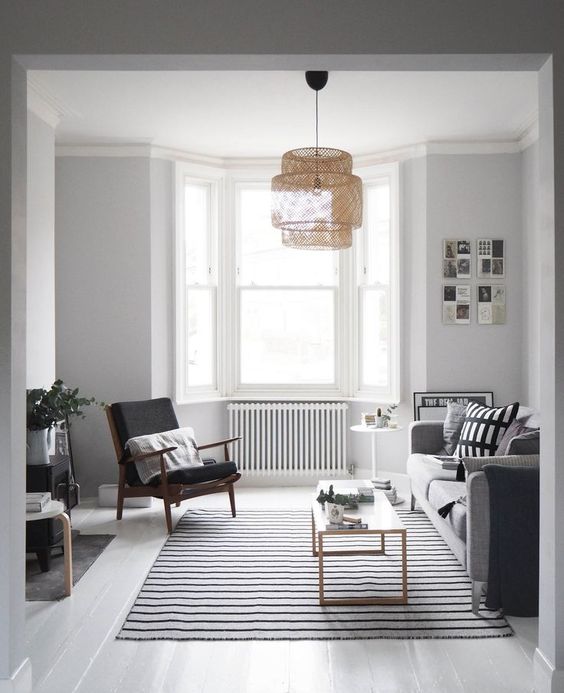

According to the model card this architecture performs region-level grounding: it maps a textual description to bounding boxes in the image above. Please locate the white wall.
[522,141,541,410]
[425,153,524,405]
[26,111,55,388]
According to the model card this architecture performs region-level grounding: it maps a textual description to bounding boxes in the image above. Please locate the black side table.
[26,457,78,571]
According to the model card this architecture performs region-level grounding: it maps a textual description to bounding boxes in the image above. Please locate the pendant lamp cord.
[315,89,319,151]
[314,89,320,189]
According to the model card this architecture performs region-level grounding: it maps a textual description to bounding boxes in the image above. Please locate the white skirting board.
[97,484,152,508]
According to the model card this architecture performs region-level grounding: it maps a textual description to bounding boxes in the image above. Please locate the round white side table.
[350,425,404,483]
[26,500,73,596]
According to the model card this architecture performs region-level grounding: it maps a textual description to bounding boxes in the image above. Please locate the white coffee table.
[26,500,73,596]
[311,480,408,606]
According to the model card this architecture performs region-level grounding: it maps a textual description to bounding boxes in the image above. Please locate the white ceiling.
[29,70,538,158]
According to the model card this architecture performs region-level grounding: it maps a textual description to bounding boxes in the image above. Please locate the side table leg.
[311,510,317,556]
[58,512,73,596]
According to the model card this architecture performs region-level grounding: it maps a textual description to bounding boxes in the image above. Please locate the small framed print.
[477,238,505,278]
[443,239,471,278]
[443,284,471,324]
[478,284,506,324]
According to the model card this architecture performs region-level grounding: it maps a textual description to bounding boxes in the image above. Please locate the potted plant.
[316,485,357,523]
[26,379,101,466]
[381,403,399,428]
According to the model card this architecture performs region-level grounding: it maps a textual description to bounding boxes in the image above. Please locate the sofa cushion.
[407,453,457,501]
[442,401,468,455]
[428,480,467,542]
[495,419,538,456]
[463,454,539,475]
[454,401,519,457]
[506,429,540,455]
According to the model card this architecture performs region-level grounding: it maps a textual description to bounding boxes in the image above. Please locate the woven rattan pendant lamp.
[271,71,363,250]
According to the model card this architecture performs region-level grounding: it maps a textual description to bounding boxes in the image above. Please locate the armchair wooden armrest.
[197,436,242,462]
[120,445,178,465]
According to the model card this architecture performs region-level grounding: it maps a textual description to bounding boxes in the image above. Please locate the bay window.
[175,162,399,402]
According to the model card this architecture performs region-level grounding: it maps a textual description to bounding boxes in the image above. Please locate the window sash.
[235,286,339,391]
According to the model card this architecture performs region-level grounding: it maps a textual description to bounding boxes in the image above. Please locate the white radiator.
[227,402,348,476]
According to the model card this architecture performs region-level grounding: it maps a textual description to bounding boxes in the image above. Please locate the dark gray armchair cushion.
[154,461,238,487]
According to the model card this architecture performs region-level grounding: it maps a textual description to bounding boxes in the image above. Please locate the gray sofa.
[407,419,539,614]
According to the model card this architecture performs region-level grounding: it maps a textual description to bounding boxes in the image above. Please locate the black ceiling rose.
[305,71,328,92]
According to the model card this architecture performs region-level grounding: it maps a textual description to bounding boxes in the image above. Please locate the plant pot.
[325,502,345,523]
[376,416,385,428]
[26,428,51,466]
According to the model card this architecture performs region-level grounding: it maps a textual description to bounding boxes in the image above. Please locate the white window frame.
[231,176,343,398]
[354,162,400,402]
[174,161,400,403]
[174,163,225,402]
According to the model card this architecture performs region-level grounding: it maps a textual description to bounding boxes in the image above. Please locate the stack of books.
[361,412,377,427]
[26,492,51,513]
[372,478,398,504]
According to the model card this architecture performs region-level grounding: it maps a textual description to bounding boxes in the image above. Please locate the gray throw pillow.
[442,401,467,455]
[495,419,538,456]
[506,429,540,455]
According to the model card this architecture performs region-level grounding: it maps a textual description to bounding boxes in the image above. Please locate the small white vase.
[325,502,344,523]
[26,428,51,466]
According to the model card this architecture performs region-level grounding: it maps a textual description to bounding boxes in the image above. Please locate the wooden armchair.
[106,397,241,533]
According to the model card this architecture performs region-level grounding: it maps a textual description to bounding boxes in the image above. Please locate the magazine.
[426,455,460,471]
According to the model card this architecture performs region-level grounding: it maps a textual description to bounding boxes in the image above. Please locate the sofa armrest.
[409,420,444,455]
[466,471,490,583]
[465,454,539,583]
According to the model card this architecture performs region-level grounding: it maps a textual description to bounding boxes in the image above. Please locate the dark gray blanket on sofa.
[484,464,539,616]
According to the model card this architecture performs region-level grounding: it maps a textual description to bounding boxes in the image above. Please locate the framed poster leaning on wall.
[413,391,494,421]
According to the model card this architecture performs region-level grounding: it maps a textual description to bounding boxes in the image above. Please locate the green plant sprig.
[26,379,104,431]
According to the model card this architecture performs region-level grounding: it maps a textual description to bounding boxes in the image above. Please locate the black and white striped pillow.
[454,401,519,458]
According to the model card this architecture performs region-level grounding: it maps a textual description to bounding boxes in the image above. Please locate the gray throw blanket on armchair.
[483,464,539,616]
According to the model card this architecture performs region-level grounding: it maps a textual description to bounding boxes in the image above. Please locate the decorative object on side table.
[26,379,103,466]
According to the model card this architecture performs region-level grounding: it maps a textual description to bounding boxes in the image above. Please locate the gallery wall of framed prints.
[442,239,506,325]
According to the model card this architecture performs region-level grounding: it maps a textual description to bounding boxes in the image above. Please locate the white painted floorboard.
[25,487,537,693]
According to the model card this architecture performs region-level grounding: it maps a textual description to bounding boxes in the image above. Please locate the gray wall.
[55,156,153,495]
[522,141,541,410]
[27,111,55,388]
[425,153,523,404]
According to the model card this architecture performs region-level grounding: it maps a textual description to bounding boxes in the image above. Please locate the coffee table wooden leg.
[318,532,324,605]
[58,511,73,596]
[381,532,386,553]
[401,530,408,603]
[311,510,317,556]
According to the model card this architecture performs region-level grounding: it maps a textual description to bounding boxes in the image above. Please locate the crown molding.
[56,132,540,165]
[27,76,81,128]
[27,84,60,129]
[518,113,539,150]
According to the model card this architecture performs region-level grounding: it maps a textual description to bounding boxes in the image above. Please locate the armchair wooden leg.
[228,484,236,517]
[410,493,416,511]
[472,580,486,615]
[117,466,126,521]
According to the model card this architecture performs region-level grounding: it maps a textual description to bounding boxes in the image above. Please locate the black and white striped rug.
[117,508,512,640]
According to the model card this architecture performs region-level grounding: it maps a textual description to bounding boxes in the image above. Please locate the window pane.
[364,181,390,285]
[361,288,388,388]
[239,187,336,286]
[186,288,215,388]
[240,289,335,384]
[185,183,210,285]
